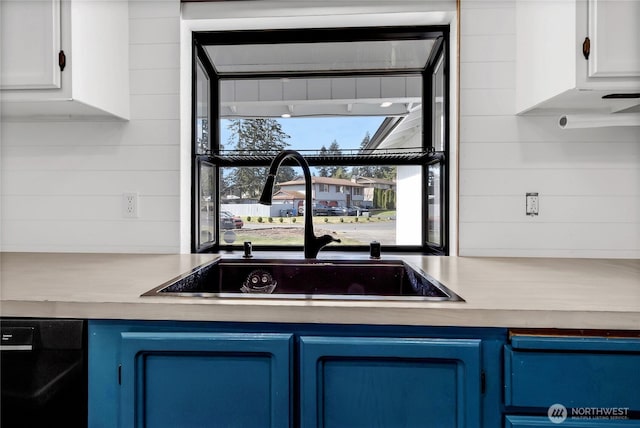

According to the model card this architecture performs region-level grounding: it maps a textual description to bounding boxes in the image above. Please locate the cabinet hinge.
[59,50,66,71]
[582,37,590,60]
[118,364,122,385]
[481,371,486,394]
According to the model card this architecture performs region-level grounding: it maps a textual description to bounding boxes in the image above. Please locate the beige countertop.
[1,252,639,330]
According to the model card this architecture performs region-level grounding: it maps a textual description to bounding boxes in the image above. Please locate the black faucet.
[259,150,341,258]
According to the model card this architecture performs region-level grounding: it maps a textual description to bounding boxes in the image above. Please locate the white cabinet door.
[588,0,640,77]
[0,0,61,89]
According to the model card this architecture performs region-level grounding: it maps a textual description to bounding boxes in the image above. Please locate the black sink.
[142,258,464,302]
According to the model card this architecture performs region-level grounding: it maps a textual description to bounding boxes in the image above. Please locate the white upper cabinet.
[588,0,640,78]
[0,0,130,120]
[0,0,62,89]
[516,0,640,114]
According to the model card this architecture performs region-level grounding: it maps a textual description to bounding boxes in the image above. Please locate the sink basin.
[142,258,464,302]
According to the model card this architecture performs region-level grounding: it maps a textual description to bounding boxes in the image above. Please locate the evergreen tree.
[360,132,371,150]
[333,166,350,179]
[317,146,330,177]
[373,165,396,180]
[352,132,376,178]
[326,140,342,177]
[225,119,292,198]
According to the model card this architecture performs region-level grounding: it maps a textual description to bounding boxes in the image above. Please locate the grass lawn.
[207,212,396,246]
[222,227,361,245]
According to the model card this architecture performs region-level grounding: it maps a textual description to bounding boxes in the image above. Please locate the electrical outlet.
[526,192,539,216]
[123,193,139,218]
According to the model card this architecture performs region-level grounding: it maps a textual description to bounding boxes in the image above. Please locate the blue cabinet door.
[299,336,482,428]
[505,336,640,412]
[118,332,293,428]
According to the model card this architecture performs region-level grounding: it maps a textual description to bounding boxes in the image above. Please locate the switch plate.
[123,193,139,218]
[526,192,539,216]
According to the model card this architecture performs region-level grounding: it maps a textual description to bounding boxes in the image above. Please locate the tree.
[325,140,342,177]
[352,132,376,178]
[373,187,396,209]
[317,146,330,177]
[219,170,233,198]
[225,119,292,198]
[333,166,350,179]
[373,165,396,181]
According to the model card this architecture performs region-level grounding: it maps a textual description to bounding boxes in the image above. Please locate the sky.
[220,116,385,152]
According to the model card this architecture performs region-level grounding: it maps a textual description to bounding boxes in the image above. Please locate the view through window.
[217,115,408,248]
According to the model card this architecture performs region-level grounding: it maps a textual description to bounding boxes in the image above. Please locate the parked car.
[220,211,243,229]
[279,208,295,217]
[299,203,330,216]
[220,213,235,230]
[329,206,348,216]
[347,206,369,216]
[313,204,331,216]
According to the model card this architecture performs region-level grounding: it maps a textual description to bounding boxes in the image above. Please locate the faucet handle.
[243,241,253,258]
[369,241,381,259]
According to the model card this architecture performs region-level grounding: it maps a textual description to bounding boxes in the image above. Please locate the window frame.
[192,26,449,255]
[424,36,449,255]
[192,42,219,252]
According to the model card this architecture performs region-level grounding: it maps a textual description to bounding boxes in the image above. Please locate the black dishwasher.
[1,318,87,428]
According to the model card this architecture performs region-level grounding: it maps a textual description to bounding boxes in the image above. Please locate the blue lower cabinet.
[89,321,293,428]
[299,336,482,428]
[505,336,640,412]
[506,415,640,427]
[118,332,293,428]
[89,321,503,427]
[504,335,640,427]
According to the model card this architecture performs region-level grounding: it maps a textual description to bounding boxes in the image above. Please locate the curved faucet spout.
[259,150,341,258]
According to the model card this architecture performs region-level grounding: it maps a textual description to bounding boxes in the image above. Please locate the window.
[192,27,449,254]
[193,51,215,251]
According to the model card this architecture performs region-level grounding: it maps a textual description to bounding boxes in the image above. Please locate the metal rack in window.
[207,148,444,167]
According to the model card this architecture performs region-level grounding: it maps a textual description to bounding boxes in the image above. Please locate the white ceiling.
[219,76,422,118]
[207,38,432,118]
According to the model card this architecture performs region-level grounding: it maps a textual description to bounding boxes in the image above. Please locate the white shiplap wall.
[0,0,182,253]
[459,0,640,258]
[2,0,637,257]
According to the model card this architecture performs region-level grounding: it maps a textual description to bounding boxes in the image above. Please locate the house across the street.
[277,176,365,211]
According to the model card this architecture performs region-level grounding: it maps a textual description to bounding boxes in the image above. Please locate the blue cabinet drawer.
[506,415,640,427]
[505,336,640,412]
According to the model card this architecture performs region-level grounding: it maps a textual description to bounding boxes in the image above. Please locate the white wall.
[2,0,636,258]
[396,165,422,245]
[0,0,182,253]
[459,0,640,258]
